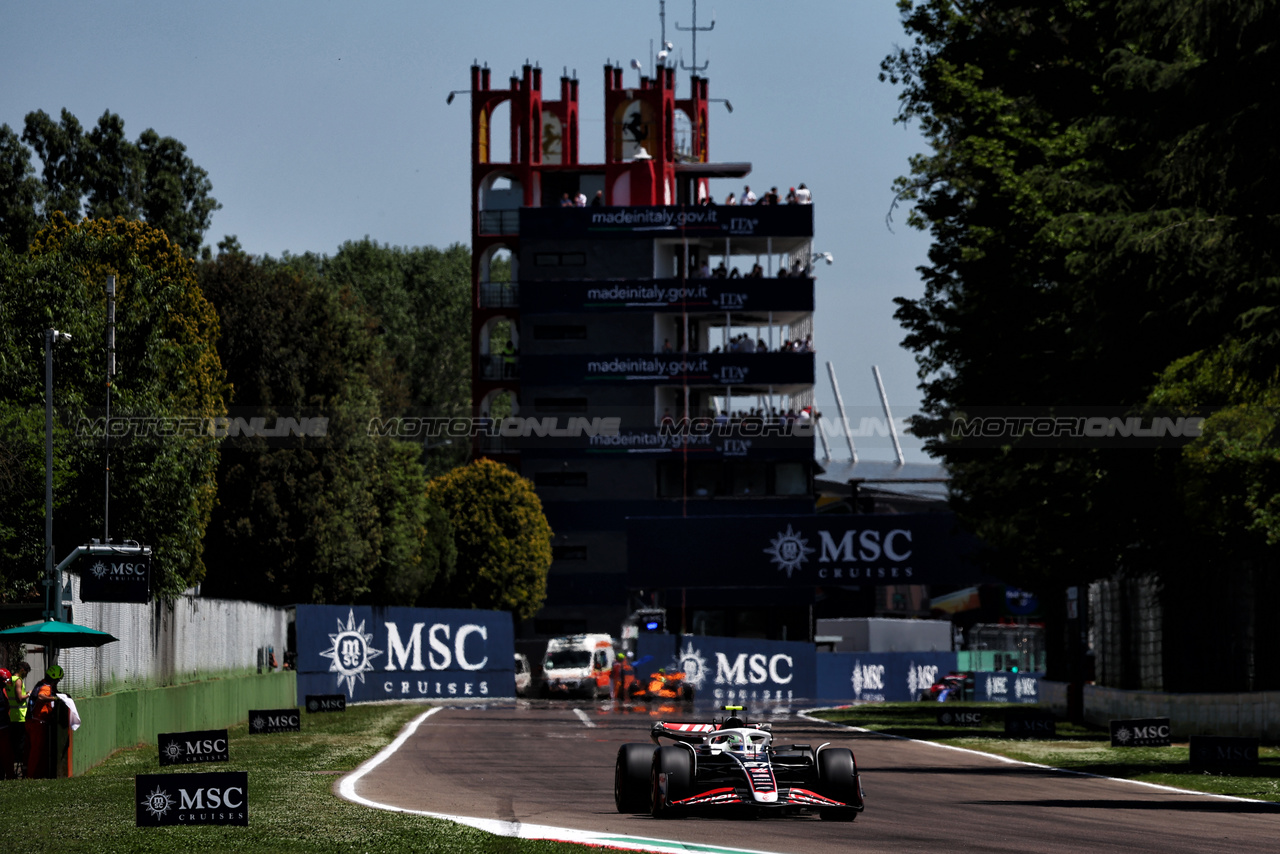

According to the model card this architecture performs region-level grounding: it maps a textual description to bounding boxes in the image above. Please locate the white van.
[541,633,615,699]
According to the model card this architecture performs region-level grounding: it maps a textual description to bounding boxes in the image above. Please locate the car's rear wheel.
[615,743,656,813]
[650,745,692,819]
[817,747,862,821]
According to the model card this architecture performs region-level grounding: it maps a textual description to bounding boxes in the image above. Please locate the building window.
[774,462,809,495]
[534,252,587,266]
[533,397,588,413]
[535,471,589,487]
[552,545,588,561]
[729,462,768,497]
[534,324,588,340]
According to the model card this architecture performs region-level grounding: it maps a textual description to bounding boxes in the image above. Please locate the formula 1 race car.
[614,706,864,821]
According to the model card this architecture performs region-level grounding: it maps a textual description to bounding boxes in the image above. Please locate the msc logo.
[714,652,793,686]
[851,660,885,701]
[248,709,301,734]
[320,609,385,696]
[158,729,230,766]
[906,663,940,697]
[763,525,815,578]
[135,771,249,826]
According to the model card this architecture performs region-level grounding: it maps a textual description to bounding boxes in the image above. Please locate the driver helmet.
[46,664,64,680]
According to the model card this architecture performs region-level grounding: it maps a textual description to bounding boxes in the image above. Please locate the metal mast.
[676,0,714,73]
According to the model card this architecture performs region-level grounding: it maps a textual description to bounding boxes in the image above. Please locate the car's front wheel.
[817,747,863,821]
[650,745,692,819]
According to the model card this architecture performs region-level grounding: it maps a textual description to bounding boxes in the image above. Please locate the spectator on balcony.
[747,263,764,278]
[728,266,741,278]
[697,260,711,278]
[741,185,756,205]
[662,338,674,353]
[591,190,604,206]
[799,334,814,353]
[501,341,517,378]
[791,258,806,276]
[785,187,798,204]
[661,408,675,426]
[560,193,573,207]
[795,183,812,204]
[724,192,737,206]
[777,266,789,278]
[756,338,768,353]
[713,261,728,278]
[575,191,588,207]
[763,187,780,205]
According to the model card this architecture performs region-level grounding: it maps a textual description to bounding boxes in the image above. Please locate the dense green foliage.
[0,216,228,599]
[197,243,456,606]
[425,459,552,620]
[885,0,1280,589]
[0,108,220,255]
[281,239,473,477]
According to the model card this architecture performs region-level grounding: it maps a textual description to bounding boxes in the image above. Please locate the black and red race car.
[614,706,865,821]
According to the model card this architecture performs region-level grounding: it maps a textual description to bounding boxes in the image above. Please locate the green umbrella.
[0,617,118,648]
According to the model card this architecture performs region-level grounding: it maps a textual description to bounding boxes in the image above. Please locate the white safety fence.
[18,574,289,698]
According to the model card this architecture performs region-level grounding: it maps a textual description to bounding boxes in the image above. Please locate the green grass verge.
[1,703,600,853]
[813,702,1280,802]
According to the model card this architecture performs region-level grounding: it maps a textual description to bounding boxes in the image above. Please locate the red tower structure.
[461,57,817,641]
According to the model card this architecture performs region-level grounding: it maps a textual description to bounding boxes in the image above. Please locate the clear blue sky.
[2,0,936,463]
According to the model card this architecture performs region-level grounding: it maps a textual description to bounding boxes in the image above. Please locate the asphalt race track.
[349,700,1280,854]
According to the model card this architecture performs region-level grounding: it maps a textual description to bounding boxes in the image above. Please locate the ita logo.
[319,608,384,696]
[763,525,815,578]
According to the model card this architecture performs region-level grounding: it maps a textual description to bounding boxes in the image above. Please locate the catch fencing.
[16,574,288,699]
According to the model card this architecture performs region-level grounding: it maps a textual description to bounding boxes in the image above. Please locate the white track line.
[573,707,597,728]
[796,706,1280,806]
[337,706,784,854]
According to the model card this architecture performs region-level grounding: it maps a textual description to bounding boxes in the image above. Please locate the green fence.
[957,649,1047,673]
[70,671,297,775]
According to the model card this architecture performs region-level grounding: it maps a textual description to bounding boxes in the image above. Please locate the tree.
[0,125,43,253]
[424,458,551,619]
[884,0,1280,688]
[6,109,220,255]
[198,244,453,605]
[0,215,229,598]
[289,239,473,477]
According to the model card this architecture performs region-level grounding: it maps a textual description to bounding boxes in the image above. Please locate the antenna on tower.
[676,0,714,73]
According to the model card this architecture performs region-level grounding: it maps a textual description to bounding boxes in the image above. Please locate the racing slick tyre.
[817,747,862,822]
[650,745,692,819]
[615,743,657,813]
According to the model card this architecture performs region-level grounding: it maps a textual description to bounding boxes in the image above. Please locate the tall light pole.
[45,328,72,621]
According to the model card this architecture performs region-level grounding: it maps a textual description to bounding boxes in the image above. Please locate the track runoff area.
[332,701,1280,854]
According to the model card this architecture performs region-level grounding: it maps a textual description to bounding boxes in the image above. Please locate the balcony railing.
[479,354,519,381]
[479,282,519,308]
[478,209,520,235]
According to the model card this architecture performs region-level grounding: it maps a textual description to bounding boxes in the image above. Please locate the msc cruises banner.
[632,635,1042,704]
[295,605,515,703]
[635,633,818,703]
[627,514,981,588]
[520,278,813,314]
[520,204,814,240]
[521,353,814,386]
